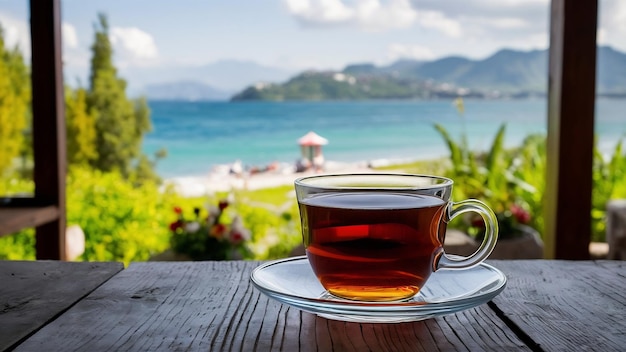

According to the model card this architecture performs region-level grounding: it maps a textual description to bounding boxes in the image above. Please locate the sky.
[1,0,625,92]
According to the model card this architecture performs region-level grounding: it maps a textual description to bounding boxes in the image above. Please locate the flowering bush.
[435,118,540,240]
[169,200,251,260]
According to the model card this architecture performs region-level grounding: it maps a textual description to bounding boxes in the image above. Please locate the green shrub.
[0,228,35,260]
[592,140,626,241]
[508,134,547,235]
[0,177,36,260]
[66,167,172,264]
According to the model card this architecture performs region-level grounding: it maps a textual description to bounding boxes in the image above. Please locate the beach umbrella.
[298,131,328,146]
[297,131,328,172]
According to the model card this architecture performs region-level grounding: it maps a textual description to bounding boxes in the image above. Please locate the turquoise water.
[143,99,626,178]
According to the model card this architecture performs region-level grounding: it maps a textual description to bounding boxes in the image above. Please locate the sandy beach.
[163,160,382,197]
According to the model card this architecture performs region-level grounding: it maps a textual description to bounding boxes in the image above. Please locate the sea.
[142,98,626,178]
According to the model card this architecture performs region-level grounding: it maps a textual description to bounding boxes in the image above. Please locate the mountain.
[144,81,232,101]
[596,46,626,94]
[232,46,626,101]
[414,49,547,93]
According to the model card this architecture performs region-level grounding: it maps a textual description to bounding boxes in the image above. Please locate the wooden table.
[1,260,624,351]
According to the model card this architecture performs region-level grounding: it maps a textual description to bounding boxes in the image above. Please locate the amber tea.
[300,192,447,301]
[295,173,499,303]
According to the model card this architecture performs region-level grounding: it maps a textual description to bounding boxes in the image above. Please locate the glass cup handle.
[436,199,499,270]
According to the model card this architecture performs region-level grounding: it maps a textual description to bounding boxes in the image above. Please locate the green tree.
[65,86,97,165]
[86,14,152,176]
[0,26,30,176]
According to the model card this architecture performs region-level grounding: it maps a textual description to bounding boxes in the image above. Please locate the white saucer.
[250,256,506,323]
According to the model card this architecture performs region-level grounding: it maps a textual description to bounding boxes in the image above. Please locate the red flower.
[173,206,182,215]
[169,220,183,231]
[510,204,531,224]
[211,223,227,238]
[218,200,229,211]
[230,231,244,245]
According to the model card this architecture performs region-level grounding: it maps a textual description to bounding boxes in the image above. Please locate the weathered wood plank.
[0,261,123,351]
[15,261,529,351]
[489,260,626,351]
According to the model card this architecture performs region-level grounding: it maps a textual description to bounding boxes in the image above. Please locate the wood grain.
[14,261,529,351]
[489,260,625,351]
[0,261,123,351]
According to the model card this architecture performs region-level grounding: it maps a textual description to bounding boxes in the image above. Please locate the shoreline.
[162,158,422,197]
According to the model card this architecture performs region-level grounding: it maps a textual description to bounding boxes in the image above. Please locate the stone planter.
[444,225,544,259]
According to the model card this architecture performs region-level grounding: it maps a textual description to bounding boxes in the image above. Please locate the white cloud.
[285,0,418,31]
[62,22,78,49]
[416,10,462,38]
[387,43,436,61]
[282,0,552,60]
[475,0,548,6]
[597,28,607,45]
[0,12,31,57]
[598,0,626,51]
[354,0,417,30]
[455,14,546,50]
[283,0,550,39]
[285,0,353,24]
[109,26,159,67]
[482,17,528,30]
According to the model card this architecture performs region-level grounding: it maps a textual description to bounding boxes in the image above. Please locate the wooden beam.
[0,207,60,238]
[30,0,67,260]
[545,0,598,259]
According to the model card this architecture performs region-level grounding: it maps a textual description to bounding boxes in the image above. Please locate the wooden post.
[30,0,67,260]
[544,0,598,259]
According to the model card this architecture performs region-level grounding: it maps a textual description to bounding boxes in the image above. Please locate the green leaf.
[486,123,506,173]
[434,123,463,173]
